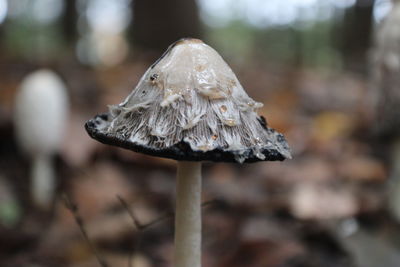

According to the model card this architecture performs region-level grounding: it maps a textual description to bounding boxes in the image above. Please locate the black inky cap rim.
[85,113,287,163]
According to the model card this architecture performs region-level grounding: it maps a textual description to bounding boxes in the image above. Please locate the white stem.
[174,161,202,267]
[32,154,55,209]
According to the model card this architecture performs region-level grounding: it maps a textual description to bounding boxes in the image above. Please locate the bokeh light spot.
[0,0,7,24]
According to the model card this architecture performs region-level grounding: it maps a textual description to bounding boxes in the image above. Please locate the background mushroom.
[85,38,291,267]
[14,69,69,209]
[371,0,400,222]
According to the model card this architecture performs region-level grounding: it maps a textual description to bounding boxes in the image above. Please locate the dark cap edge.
[85,113,287,163]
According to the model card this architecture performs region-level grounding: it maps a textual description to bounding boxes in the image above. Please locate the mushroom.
[371,1,400,222]
[14,69,69,209]
[85,38,291,267]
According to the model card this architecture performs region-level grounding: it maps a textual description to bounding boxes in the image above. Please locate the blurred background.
[1,0,400,266]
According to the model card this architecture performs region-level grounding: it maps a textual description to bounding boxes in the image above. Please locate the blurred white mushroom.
[14,69,69,209]
[371,1,400,222]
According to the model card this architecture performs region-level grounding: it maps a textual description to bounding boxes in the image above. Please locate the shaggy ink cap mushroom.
[15,69,69,208]
[85,38,291,163]
[85,38,291,267]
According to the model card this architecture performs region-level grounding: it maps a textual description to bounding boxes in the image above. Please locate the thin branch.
[117,195,145,230]
[117,196,216,232]
[63,194,109,267]
[116,196,216,267]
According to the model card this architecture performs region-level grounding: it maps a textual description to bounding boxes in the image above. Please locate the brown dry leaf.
[207,164,236,183]
[290,182,358,220]
[71,252,151,267]
[218,240,304,267]
[259,89,298,133]
[46,199,83,236]
[103,252,151,267]
[298,71,366,113]
[64,240,93,264]
[206,164,266,205]
[61,112,99,167]
[155,241,174,266]
[311,111,355,144]
[238,65,283,100]
[267,88,299,109]
[282,116,313,155]
[259,104,292,134]
[87,212,137,241]
[203,211,239,246]
[0,86,17,121]
[260,156,335,185]
[88,204,157,241]
[71,162,132,219]
[240,217,293,241]
[338,156,387,181]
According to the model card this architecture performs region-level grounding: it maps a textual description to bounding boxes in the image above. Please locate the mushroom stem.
[31,154,55,209]
[175,161,202,267]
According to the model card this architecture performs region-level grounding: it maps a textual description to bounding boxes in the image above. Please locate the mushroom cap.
[85,38,291,163]
[15,69,69,156]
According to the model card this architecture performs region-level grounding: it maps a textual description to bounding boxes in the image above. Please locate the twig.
[63,194,109,267]
[116,196,216,267]
[117,195,145,230]
[117,196,216,231]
